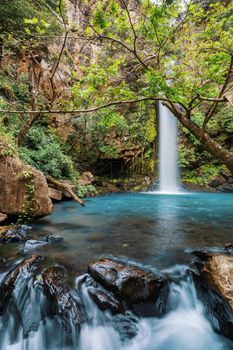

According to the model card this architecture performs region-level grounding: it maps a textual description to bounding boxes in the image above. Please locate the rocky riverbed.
[0,228,233,349]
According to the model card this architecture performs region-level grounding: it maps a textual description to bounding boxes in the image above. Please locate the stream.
[0,192,233,349]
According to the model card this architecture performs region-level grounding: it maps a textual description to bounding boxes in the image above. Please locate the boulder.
[78,172,94,186]
[45,235,63,243]
[24,239,48,251]
[42,266,86,334]
[193,252,233,340]
[208,176,225,188]
[101,181,121,193]
[48,187,63,201]
[0,226,25,244]
[87,287,124,315]
[216,183,233,192]
[88,258,165,303]
[0,212,7,223]
[0,225,31,244]
[0,153,53,217]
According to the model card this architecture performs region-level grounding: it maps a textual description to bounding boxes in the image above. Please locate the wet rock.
[45,235,63,243]
[17,225,32,236]
[0,255,42,312]
[24,239,48,251]
[24,235,63,251]
[112,314,138,340]
[132,282,169,317]
[0,257,7,271]
[88,287,124,315]
[216,183,233,192]
[0,212,7,223]
[225,243,233,251]
[193,252,233,341]
[208,171,233,192]
[42,266,86,333]
[208,176,225,188]
[0,225,32,244]
[0,226,25,244]
[88,258,166,303]
[220,170,233,184]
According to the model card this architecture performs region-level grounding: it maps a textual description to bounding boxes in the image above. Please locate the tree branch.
[202,56,233,130]
[0,96,171,115]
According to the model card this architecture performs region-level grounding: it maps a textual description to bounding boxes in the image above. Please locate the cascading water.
[159,102,179,193]
[0,262,232,350]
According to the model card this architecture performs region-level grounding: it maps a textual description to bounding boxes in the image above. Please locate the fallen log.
[46,176,85,206]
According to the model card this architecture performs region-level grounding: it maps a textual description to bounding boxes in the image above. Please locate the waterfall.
[159,102,179,193]
[0,265,231,350]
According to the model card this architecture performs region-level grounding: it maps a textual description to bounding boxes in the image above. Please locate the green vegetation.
[0,0,233,191]
[19,125,78,180]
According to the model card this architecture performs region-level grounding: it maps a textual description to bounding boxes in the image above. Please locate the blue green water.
[1,192,233,350]
[33,192,233,273]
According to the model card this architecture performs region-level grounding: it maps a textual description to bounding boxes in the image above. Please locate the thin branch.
[202,55,233,130]
[0,96,171,115]
[85,16,150,71]
[198,96,227,102]
[50,31,68,82]
[120,0,138,52]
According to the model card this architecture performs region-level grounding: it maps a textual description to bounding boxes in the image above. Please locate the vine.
[17,170,35,224]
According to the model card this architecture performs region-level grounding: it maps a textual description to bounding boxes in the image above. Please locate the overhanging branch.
[0,96,162,115]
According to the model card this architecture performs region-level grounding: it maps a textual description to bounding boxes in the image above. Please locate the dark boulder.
[88,258,166,304]
[217,183,233,192]
[0,225,31,244]
[45,235,63,243]
[0,226,24,244]
[24,239,48,251]
[193,252,233,341]
[87,287,124,315]
[42,266,86,334]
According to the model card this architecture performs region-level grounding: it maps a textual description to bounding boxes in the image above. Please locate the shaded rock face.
[0,154,53,217]
[87,287,124,315]
[48,187,63,201]
[42,266,86,333]
[88,258,166,304]
[193,252,233,340]
[0,225,31,245]
[0,212,7,223]
[0,227,25,244]
[78,172,94,186]
[209,171,233,192]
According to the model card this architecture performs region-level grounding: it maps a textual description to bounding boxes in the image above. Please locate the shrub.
[19,126,78,180]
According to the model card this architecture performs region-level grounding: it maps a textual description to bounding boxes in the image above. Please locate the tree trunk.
[17,61,40,146]
[167,103,233,176]
[0,37,3,68]
[17,113,40,146]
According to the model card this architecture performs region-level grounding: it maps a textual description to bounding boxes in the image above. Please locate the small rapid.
[0,263,232,350]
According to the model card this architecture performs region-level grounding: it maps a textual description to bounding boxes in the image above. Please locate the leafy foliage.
[19,126,78,180]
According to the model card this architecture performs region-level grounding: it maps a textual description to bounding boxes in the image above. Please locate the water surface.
[30,192,233,273]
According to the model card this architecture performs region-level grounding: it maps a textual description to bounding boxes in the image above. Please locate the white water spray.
[159,102,179,193]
